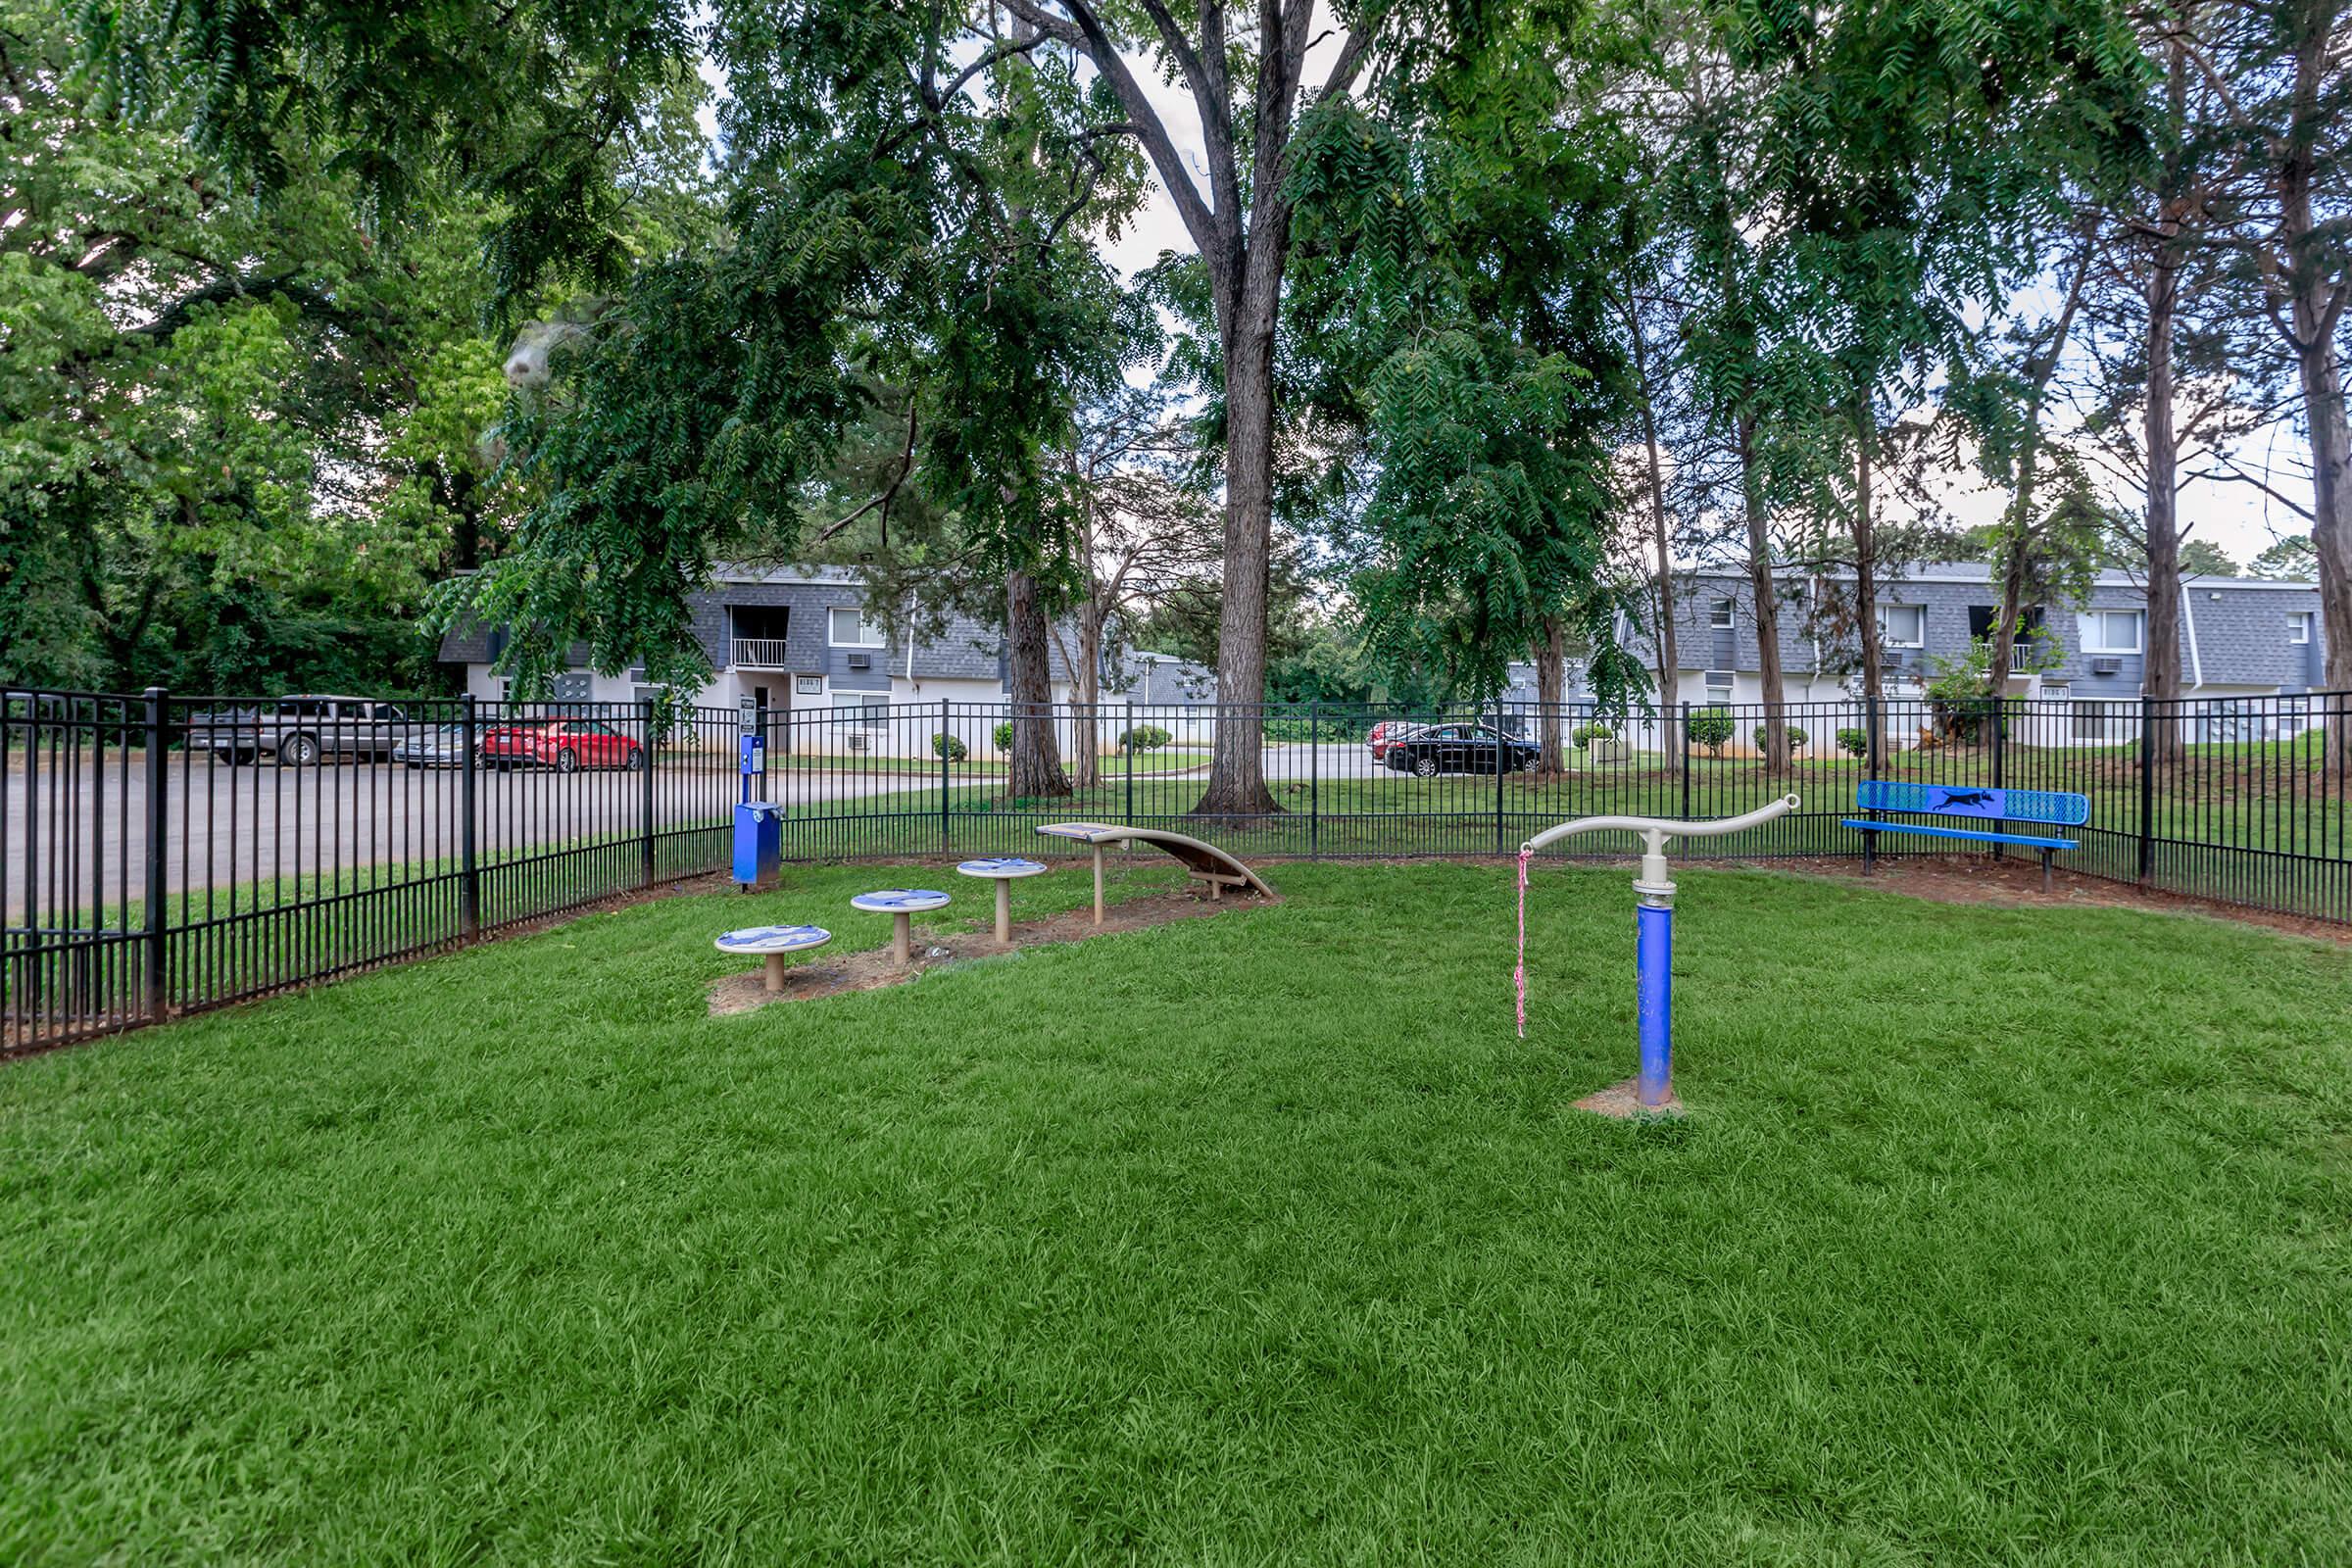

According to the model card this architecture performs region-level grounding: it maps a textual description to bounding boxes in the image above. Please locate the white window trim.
[827,608,888,649]
[1708,598,1737,631]
[2082,610,2144,656]
[1877,604,1927,649]
[828,692,889,727]
[2289,612,2312,645]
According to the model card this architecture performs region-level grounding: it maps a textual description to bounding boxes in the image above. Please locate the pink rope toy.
[1514,845,1533,1038]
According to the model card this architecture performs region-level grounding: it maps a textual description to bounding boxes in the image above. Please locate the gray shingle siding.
[1633,564,2324,693]
[444,565,1101,687]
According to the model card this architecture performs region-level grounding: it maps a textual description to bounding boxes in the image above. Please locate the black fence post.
[142,687,169,1020]
[639,697,658,888]
[460,692,481,939]
[1990,691,2008,860]
[1124,702,1136,826]
[1679,702,1691,818]
[1494,698,1507,856]
[1309,701,1320,860]
[939,698,951,856]
[2137,692,2156,880]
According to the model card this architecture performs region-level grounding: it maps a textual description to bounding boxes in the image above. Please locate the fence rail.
[7,686,2347,1052]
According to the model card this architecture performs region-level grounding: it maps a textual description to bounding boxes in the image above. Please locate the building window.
[828,608,887,648]
[829,693,888,727]
[2289,612,2313,645]
[2082,610,2143,655]
[1708,598,1736,630]
[1877,604,1926,649]
[1703,669,1734,704]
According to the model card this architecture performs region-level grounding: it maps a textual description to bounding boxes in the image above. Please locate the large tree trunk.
[1070,605,1103,791]
[1737,413,1790,771]
[1004,569,1070,800]
[2274,0,2352,767]
[1854,415,1882,705]
[2142,220,2186,766]
[1634,327,1680,755]
[1536,616,1567,775]
[1197,270,1283,819]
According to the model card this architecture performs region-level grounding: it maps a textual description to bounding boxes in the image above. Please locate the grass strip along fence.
[6,686,2348,1051]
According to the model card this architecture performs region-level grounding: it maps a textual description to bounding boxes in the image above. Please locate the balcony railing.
[732,638,792,669]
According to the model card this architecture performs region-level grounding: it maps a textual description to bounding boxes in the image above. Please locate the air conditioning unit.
[2091,657,2122,675]
[846,731,870,752]
[846,652,872,670]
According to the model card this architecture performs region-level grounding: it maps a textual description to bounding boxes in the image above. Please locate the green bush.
[1571,722,1617,751]
[991,720,1012,754]
[1835,727,1869,760]
[931,732,968,763]
[1754,724,1808,753]
[1118,724,1173,753]
[1684,707,1736,754]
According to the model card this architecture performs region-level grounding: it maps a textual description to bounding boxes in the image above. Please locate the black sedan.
[1382,723,1539,776]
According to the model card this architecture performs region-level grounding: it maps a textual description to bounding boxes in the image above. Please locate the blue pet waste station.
[732,721,781,891]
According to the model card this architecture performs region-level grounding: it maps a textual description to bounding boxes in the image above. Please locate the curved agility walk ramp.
[1034,822,1278,922]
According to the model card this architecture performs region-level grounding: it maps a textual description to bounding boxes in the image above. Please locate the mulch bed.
[707,887,1276,1015]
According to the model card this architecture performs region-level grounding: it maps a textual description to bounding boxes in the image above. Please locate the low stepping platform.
[851,889,951,966]
[1843,781,2090,891]
[1035,822,1276,923]
[956,858,1048,944]
[714,923,832,992]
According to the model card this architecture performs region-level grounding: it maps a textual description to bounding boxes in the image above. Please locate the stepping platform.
[851,889,951,965]
[714,924,832,992]
[956,858,1048,944]
[1035,822,1276,923]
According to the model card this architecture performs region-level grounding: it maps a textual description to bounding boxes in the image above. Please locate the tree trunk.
[2143,231,2186,765]
[1004,569,1070,799]
[1197,274,1282,819]
[1854,415,1882,705]
[2274,0,2352,767]
[1638,357,1680,764]
[1536,616,1566,775]
[1070,605,1103,791]
[1737,413,1790,771]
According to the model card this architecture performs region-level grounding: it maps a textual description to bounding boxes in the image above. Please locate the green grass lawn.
[4,862,2348,1562]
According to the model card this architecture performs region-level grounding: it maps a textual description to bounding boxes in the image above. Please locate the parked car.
[184,695,412,766]
[482,718,646,773]
[478,720,556,771]
[1366,720,1426,762]
[391,724,477,769]
[1382,722,1539,777]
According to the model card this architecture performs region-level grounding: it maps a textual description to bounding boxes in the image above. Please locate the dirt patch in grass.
[1773,854,2352,945]
[707,887,1276,1015]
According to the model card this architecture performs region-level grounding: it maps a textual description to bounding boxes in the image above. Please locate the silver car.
[391,723,475,769]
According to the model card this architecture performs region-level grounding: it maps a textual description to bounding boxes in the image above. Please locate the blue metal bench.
[1842,781,2090,891]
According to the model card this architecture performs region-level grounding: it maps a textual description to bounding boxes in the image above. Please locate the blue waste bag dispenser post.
[733,705,780,890]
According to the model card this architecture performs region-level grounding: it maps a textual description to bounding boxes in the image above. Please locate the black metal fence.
[7,685,2347,1052]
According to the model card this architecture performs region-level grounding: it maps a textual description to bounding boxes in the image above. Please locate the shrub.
[1835,727,1869,760]
[1571,722,1616,751]
[931,732,968,763]
[991,720,1012,754]
[1684,707,1736,754]
[1118,724,1173,753]
[1754,724,1808,753]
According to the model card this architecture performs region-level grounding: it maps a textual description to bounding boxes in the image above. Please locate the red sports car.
[481,719,646,772]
